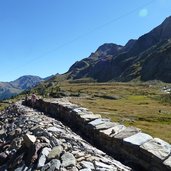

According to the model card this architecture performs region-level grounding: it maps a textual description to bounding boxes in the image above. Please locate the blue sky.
[0,0,171,81]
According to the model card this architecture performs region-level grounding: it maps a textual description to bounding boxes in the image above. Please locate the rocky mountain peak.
[87,43,123,60]
[129,16,171,56]
[65,16,171,82]
[123,39,137,52]
[158,16,171,40]
[95,43,123,56]
[10,75,43,90]
[0,75,44,100]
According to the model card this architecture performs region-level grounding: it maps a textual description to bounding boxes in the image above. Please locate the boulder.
[41,159,61,171]
[23,134,36,148]
[61,152,76,167]
[37,147,51,168]
[47,146,63,160]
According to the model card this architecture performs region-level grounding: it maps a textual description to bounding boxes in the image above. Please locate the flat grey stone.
[141,138,171,160]
[100,123,120,135]
[114,126,141,139]
[103,124,126,136]
[80,169,91,171]
[37,147,51,168]
[47,126,64,133]
[80,114,101,121]
[95,122,116,130]
[41,159,61,171]
[96,169,117,171]
[51,159,61,170]
[88,118,110,127]
[37,156,46,168]
[42,147,51,156]
[124,132,152,146]
[77,107,89,111]
[94,161,113,169]
[73,108,90,115]
[61,152,76,167]
[163,156,171,168]
[80,161,95,170]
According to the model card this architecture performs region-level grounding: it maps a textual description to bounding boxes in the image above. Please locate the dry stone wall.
[26,98,171,171]
[0,101,131,171]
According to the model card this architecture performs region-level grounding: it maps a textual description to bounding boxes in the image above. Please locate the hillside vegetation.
[32,79,171,143]
[1,16,171,144]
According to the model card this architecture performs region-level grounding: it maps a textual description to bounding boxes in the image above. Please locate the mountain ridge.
[66,16,171,82]
[0,75,44,100]
[2,16,171,100]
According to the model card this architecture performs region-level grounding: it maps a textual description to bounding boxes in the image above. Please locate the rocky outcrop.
[129,16,171,56]
[140,39,171,82]
[0,102,131,171]
[25,98,171,171]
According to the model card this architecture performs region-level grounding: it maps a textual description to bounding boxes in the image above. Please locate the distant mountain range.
[65,16,171,82]
[0,75,54,100]
[2,16,171,100]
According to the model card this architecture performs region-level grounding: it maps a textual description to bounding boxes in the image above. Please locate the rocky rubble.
[0,102,131,171]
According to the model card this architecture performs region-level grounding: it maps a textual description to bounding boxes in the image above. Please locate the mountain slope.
[0,75,43,100]
[66,16,171,82]
[128,16,171,56]
[67,43,124,81]
[0,82,22,100]
[10,75,43,90]
[141,39,171,82]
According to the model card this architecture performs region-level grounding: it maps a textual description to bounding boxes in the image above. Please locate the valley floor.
[57,81,171,143]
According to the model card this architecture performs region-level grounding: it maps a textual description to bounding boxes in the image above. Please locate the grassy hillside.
[33,80,171,143]
[0,101,9,111]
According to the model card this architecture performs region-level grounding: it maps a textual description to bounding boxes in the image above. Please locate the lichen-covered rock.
[48,146,63,160]
[61,152,76,167]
